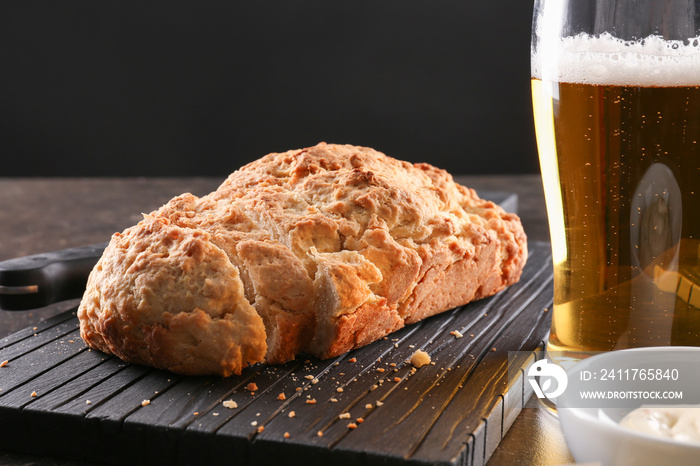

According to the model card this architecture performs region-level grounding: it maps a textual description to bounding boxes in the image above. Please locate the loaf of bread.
[78,143,527,376]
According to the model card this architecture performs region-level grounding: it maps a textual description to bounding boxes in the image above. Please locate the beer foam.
[532,32,700,86]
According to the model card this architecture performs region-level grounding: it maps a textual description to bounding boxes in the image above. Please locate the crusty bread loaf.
[78,143,527,376]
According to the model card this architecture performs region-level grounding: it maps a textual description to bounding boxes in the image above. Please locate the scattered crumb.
[223,400,238,409]
[336,387,344,393]
[69,340,74,343]
[544,307,549,312]
[141,399,151,407]
[295,387,302,392]
[356,418,364,424]
[257,426,265,433]
[251,421,258,426]
[393,377,401,383]
[389,363,396,367]
[394,343,399,348]
[213,413,219,416]
[365,404,372,409]
[306,399,317,405]
[330,398,338,403]
[347,423,357,429]
[348,357,357,363]
[284,432,290,438]
[277,393,286,401]
[304,375,314,380]
[288,411,296,418]
[409,345,415,349]
[317,431,324,437]
[311,378,319,385]
[370,384,378,391]
[376,368,385,373]
[410,350,431,368]
[304,360,311,364]
[491,347,497,352]
[86,400,91,405]
[246,382,258,392]
[376,401,384,407]
[193,412,199,416]
[339,413,351,419]
[31,391,37,397]
[0,360,8,368]
[470,334,474,337]
[451,330,463,338]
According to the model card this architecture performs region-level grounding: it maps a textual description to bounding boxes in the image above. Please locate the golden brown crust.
[78,143,527,376]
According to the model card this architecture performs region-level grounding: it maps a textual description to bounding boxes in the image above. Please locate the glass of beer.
[531,0,700,364]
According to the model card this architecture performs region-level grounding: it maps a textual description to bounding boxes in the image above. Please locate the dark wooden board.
[0,240,551,466]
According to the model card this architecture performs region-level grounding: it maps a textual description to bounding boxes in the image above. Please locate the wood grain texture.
[0,242,552,466]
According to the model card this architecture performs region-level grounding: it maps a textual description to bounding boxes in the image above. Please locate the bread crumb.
[451,330,463,338]
[491,347,497,352]
[376,401,384,407]
[213,413,219,416]
[304,375,314,380]
[288,411,296,418]
[336,387,344,393]
[389,363,396,367]
[246,382,258,392]
[251,421,258,426]
[31,391,37,397]
[317,431,324,437]
[356,418,364,424]
[330,397,338,403]
[410,350,431,368]
[277,393,286,401]
[376,368,385,373]
[349,358,357,363]
[141,399,151,407]
[193,412,199,416]
[339,413,351,419]
[295,387,302,392]
[257,426,264,433]
[365,404,372,409]
[0,360,8,368]
[311,378,319,384]
[306,399,316,405]
[223,400,238,409]
[393,377,401,383]
[284,432,290,438]
[370,384,378,391]
[86,400,91,405]
[347,423,357,429]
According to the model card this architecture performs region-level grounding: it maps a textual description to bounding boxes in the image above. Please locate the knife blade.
[0,243,107,311]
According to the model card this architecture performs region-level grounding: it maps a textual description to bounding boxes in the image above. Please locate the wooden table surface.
[0,175,575,466]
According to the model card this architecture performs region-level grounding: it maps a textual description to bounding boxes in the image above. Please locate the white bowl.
[556,347,700,466]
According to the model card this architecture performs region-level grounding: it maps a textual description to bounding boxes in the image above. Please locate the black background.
[0,1,538,177]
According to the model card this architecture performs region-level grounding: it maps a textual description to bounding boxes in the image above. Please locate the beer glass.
[531,0,700,363]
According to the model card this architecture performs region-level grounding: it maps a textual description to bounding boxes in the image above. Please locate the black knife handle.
[0,243,107,311]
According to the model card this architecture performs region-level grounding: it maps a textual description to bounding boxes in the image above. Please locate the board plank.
[0,240,551,466]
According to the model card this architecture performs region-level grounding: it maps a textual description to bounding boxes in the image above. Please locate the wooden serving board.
[0,237,552,466]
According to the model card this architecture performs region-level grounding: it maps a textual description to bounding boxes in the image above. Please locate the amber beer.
[532,38,700,358]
